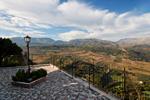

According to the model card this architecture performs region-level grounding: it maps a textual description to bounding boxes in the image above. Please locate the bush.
[31,69,47,80]
[12,68,47,82]
[12,69,29,82]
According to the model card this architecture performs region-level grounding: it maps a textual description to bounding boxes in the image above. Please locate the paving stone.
[0,65,114,100]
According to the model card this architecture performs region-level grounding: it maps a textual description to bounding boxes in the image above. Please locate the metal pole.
[59,56,61,71]
[27,42,30,73]
[92,59,95,85]
[139,89,141,100]
[89,65,91,89]
[72,63,74,78]
[60,58,63,71]
[123,67,127,100]
[53,56,54,68]
[72,58,76,78]
[31,54,33,65]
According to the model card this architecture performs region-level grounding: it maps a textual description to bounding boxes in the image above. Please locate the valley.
[14,37,150,99]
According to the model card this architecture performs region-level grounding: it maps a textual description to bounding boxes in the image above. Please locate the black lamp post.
[137,81,143,100]
[24,35,31,73]
[88,65,91,89]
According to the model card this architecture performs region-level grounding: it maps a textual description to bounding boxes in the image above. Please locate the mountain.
[10,37,150,61]
[117,37,150,47]
[11,37,118,47]
[53,40,67,45]
[11,37,55,46]
[11,37,150,48]
[69,39,118,47]
[127,44,150,62]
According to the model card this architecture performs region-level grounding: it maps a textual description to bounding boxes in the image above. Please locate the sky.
[0,0,150,41]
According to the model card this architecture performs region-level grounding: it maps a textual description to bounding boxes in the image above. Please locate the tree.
[101,72,113,88]
[0,38,23,66]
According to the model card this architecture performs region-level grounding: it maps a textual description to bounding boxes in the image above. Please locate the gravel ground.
[0,65,113,100]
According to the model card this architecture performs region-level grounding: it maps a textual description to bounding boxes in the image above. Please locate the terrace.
[0,64,117,100]
[0,37,149,100]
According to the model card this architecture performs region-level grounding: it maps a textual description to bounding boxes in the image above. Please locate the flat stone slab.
[0,65,115,100]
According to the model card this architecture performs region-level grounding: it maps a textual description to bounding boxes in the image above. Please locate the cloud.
[58,30,88,41]
[57,1,150,40]
[0,10,49,37]
[0,0,149,40]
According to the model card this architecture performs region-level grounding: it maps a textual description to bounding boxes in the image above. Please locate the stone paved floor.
[0,65,114,100]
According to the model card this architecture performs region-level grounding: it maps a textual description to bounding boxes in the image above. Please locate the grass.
[30,47,150,76]
[29,46,150,99]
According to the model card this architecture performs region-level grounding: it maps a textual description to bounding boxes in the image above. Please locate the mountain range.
[117,37,150,47]
[10,37,150,47]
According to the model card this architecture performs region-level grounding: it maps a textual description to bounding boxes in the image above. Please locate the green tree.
[0,38,23,66]
[101,72,113,88]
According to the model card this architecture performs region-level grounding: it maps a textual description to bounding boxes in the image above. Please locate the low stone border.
[11,76,47,88]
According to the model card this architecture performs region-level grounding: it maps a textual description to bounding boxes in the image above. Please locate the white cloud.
[58,30,88,41]
[0,0,149,40]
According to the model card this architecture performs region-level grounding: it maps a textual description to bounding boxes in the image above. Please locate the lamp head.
[24,35,31,43]
[139,81,143,85]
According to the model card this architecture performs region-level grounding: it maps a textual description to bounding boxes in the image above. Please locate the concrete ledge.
[11,76,47,88]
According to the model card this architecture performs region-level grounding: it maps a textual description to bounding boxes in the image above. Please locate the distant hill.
[69,39,123,55]
[11,37,55,46]
[69,39,118,47]
[10,37,150,62]
[127,44,150,62]
[11,37,150,48]
[117,37,150,47]
[11,37,118,47]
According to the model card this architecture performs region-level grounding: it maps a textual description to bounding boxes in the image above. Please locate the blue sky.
[87,0,150,13]
[0,0,150,41]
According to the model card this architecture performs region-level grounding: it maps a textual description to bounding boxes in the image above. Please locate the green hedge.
[12,68,47,83]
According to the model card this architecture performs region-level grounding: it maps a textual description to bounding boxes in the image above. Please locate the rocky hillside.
[11,37,118,48]
[69,39,118,47]
[11,37,150,47]
[117,37,150,47]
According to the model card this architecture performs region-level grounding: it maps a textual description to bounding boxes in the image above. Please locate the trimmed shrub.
[12,68,47,83]
[31,69,47,80]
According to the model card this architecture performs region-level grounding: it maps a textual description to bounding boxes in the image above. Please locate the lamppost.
[92,58,95,85]
[24,35,31,73]
[123,67,128,100]
[88,64,91,89]
[136,81,143,100]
